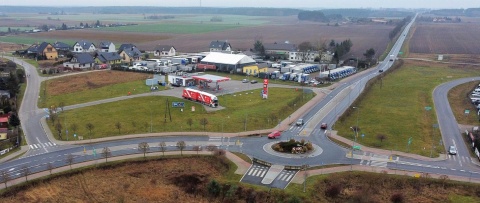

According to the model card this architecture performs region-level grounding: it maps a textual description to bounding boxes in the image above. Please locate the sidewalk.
[0,146,29,164]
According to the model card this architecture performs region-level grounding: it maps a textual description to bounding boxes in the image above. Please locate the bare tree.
[138,142,150,158]
[187,118,193,131]
[159,141,167,156]
[115,122,122,134]
[85,123,94,139]
[65,154,74,169]
[101,147,111,163]
[199,118,208,131]
[176,141,186,155]
[46,162,54,175]
[0,170,10,188]
[376,134,387,142]
[192,145,202,155]
[21,165,30,182]
[55,121,63,140]
[298,41,314,63]
[48,106,58,124]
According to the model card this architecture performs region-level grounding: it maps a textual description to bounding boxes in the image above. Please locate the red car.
[320,123,328,129]
[268,131,281,139]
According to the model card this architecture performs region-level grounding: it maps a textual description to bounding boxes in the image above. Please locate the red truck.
[182,88,218,108]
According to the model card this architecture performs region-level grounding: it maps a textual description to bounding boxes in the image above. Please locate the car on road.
[268,131,281,139]
[320,123,328,129]
[242,79,249,83]
[448,145,457,155]
[378,69,384,73]
[250,80,258,84]
[296,119,304,126]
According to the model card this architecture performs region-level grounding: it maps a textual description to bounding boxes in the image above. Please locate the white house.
[153,45,176,57]
[289,51,319,63]
[72,40,96,53]
[98,41,116,52]
[209,40,232,52]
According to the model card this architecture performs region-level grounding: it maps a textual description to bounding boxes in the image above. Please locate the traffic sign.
[408,137,413,145]
[353,146,361,150]
[465,109,470,114]
[425,106,432,111]
[361,134,365,138]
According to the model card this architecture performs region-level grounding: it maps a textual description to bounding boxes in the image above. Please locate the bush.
[207,179,221,197]
[325,184,342,198]
[390,192,405,203]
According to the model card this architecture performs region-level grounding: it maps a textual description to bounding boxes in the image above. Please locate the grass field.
[39,71,153,108]
[172,15,269,25]
[48,87,314,140]
[0,27,31,32]
[0,36,76,46]
[99,23,245,34]
[448,81,480,125]
[336,60,480,157]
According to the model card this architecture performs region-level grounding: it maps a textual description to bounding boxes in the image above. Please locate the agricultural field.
[1,155,480,203]
[47,87,314,140]
[39,70,153,107]
[336,60,480,157]
[409,23,480,55]
[99,23,245,34]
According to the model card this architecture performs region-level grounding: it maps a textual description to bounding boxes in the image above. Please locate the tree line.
[389,16,411,40]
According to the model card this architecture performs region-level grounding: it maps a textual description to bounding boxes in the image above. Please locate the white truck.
[129,62,148,71]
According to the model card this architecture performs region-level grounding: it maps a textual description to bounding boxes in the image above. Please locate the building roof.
[99,41,112,48]
[257,63,269,69]
[118,44,136,53]
[154,45,175,52]
[37,42,51,53]
[53,41,71,50]
[26,44,39,53]
[209,40,231,50]
[76,40,95,50]
[74,53,95,64]
[122,47,142,58]
[263,42,296,51]
[191,74,231,83]
[0,114,8,123]
[97,52,122,63]
[201,52,255,65]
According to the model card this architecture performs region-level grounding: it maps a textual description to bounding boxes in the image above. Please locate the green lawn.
[336,64,479,157]
[99,23,245,34]
[48,87,314,140]
[39,79,156,108]
[0,27,32,32]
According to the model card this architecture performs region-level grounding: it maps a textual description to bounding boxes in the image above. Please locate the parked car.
[320,123,328,129]
[242,79,249,83]
[448,145,457,155]
[268,131,281,139]
[296,119,304,126]
[250,80,258,84]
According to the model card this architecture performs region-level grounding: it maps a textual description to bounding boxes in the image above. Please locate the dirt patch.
[0,43,28,52]
[409,23,480,55]
[47,70,150,96]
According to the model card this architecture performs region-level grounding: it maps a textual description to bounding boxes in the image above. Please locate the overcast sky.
[1,0,479,9]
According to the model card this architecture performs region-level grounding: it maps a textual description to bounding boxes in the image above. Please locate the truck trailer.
[182,88,218,107]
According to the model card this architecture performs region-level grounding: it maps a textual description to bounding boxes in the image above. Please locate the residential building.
[153,45,176,57]
[73,40,96,53]
[0,114,8,128]
[118,44,137,53]
[25,42,58,60]
[63,53,95,69]
[98,41,116,52]
[120,47,143,64]
[209,40,232,52]
[263,42,296,60]
[96,52,122,66]
[52,41,71,56]
[289,51,319,63]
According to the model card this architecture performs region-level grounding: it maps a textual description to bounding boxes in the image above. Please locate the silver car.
[448,146,457,155]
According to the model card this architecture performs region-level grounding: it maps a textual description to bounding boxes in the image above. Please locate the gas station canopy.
[191,74,231,83]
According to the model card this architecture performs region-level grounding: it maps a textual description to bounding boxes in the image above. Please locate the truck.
[182,88,218,108]
[129,62,148,71]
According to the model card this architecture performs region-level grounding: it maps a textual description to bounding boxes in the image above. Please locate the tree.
[115,122,122,134]
[186,118,193,131]
[65,154,74,169]
[253,40,266,56]
[46,162,54,175]
[376,134,387,142]
[0,170,10,188]
[79,22,84,27]
[55,122,63,140]
[199,118,208,131]
[95,20,101,27]
[101,147,111,162]
[8,113,20,128]
[159,141,167,156]
[21,165,30,182]
[192,145,202,155]
[176,141,186,155]
[298,41,314,62]
[329,39,336,47]
[58,101,65,112]
[138,142,150,158]
[61,23,67,30]
[207,179,221,197]
[85,123,94,139]
[363,48,376,61]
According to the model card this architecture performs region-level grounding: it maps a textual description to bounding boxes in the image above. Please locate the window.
[47,48,52,52]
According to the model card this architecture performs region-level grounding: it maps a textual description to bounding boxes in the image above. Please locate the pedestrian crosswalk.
[29,142,57,149]
[448,155,470,163]
[274,170,296,182]
[369,154,389,168]
[246,164,268,178]
[208,137,223,142]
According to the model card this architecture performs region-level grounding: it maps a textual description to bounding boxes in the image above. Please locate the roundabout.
[263,140,323,159]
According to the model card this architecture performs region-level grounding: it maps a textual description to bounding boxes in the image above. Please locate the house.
[25,42,58,60]
[118,44,137,53]
[243,63,268,76]
[63,53,95,69]
[0,128,7,140]
[209,40,232,52]
[120,47,143,64]
[153,45,176,57]
[52,41,71,56]
[95,52,122,66]
[98,41,116,53]
[263,42,296,60]
[73,40,96,53]
[289,51,319,63]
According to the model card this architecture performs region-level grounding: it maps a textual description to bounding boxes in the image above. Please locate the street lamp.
[350,126,356,171]
[353,106,360,139]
